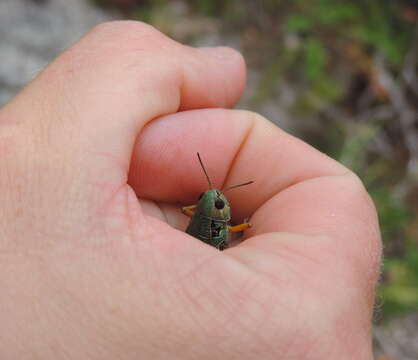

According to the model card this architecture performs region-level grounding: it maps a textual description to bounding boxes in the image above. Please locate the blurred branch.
[402,24,418,96]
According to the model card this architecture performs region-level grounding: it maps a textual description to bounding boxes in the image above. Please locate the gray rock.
[374,313,418,360]
[0,0,111,106]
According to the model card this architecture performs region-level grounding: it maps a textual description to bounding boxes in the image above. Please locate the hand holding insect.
[0,21,381,359]
[182,153,253,250]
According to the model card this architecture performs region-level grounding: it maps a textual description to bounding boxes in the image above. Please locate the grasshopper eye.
[215,199,225,209]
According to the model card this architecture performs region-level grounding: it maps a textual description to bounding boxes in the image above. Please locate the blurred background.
[1,0,417,358]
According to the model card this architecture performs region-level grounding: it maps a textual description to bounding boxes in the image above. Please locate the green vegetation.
[91,0,418,320]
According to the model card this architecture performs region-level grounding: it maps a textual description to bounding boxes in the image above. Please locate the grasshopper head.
[197,189,231,221]
[193,152,252,222]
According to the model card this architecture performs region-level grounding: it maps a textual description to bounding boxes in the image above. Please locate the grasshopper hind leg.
[229,221,252,233]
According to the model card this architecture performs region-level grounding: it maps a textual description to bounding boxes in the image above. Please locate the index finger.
[131,107,347,216]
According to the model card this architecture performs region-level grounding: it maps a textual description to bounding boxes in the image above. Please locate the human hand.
[0,21,381,359]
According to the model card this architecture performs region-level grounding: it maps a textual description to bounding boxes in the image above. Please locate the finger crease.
[221,117,255,189]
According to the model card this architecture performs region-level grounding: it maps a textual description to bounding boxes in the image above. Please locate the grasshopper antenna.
[223,181,254,192]
[197,152,213,189]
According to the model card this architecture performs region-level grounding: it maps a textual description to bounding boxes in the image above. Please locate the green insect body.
[185,189,231,250]
[182,153,253,250]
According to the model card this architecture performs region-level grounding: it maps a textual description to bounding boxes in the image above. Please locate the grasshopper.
[182,153,253,250]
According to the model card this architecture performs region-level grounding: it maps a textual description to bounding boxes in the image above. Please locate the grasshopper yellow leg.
[229,222,252,233]
[182,205,197,217]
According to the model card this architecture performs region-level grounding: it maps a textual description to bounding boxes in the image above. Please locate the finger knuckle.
[90,20,168,49]
[92,20,155,36]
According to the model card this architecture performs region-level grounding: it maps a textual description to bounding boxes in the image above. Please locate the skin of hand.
[0,21,381,359]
